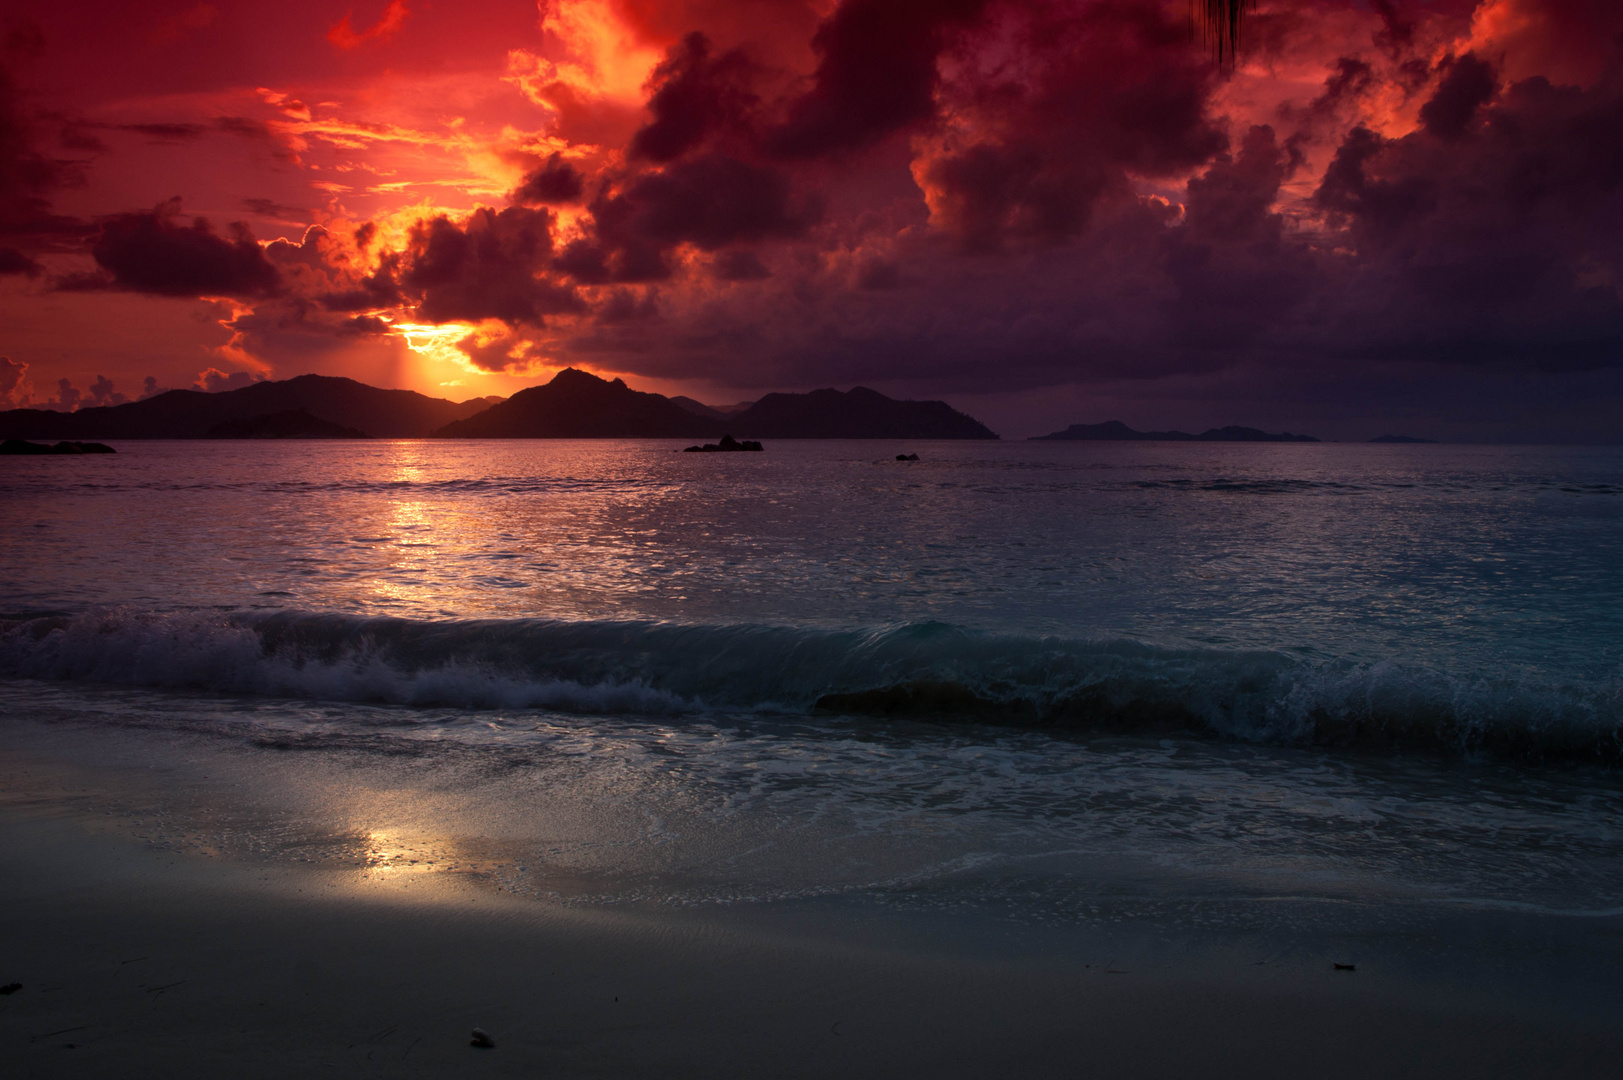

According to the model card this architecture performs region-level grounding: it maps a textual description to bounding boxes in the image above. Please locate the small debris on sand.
[469,1028,496,1049]
[1333,963,1357,972]
[0,982,22,994]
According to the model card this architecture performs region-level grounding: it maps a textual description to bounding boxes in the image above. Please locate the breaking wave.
[2,608,1620,761]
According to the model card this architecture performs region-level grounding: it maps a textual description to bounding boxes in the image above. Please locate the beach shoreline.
[4,726,1622,1079]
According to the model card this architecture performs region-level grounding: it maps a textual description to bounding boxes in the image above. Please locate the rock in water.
[469,1028,496,1048]
[683,434,764,452]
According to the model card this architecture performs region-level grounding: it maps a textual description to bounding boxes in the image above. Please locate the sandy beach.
[4,723,1622,1080]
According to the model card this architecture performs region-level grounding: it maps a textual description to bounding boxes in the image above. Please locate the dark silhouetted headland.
[670,396,753,421]
[434,369,998,439]
[728,387,997,439]
[1,438,115,455]
[0,375,495,439]
[204,410,370,439]
[1033,421,1318,443]
[434,368,723,438]
[3,369,1000,442]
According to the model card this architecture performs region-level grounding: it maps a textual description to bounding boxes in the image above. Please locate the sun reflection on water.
[359,828,442,877]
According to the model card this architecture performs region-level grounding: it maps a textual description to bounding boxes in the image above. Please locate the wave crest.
[2,609,1619,760]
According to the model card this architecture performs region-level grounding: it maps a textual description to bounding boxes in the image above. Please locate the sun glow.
[394,321,479,368]
[506,0,665,130]
[541,0,664,102]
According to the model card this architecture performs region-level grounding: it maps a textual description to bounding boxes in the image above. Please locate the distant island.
[0,375,495,440]
[1032,420,1319,443]
[668,396,751,421]
[434,368,997,439]
[1,368,998,441]
[1369,434,1437,444]
[1,438,115,455]
[205,410,370,439]
[723,385,995,439]
[435,368,718,438]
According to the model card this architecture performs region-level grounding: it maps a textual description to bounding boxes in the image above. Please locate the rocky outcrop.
[683,435,763,452]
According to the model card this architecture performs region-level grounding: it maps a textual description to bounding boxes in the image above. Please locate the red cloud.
[328,0,409,50]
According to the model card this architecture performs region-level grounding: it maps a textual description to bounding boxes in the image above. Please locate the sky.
[2,0,1622,440]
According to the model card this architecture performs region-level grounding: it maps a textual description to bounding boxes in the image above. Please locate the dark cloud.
[58,121,106,153]
[318,258,401,312]
[1308,57,1375,119]
[765,0,989,159]
[552,239,634,284]
[630,31,760,163]
[241,197,310,220]
[1315,127,1437,236]
[543,7,1623,425]
[1305,50,1623,371]
[855,258,902,290]
[596,287,661,324]
[400,205,584,325]
[1370,0,1415,56]
[117,122,206,142]
[1181,126,1292,245]
[0,244,39,274]
[85,373,125,406]
[593,153,818,253]
[1420,53,1497,139]
[1,27,91,256]
[342,314,390,335]
[712,249,770,280]
[1164,126,1317,349]
[510,152,585,205]
[214,116,275,140]
[49,376,80,411]
[918,0,1225,250]
[89,199,280,297]
[249,226,400,316]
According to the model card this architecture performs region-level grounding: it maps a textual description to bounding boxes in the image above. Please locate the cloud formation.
[91,200,280,297]
[0,354,28,407]
[3,0,1623,439]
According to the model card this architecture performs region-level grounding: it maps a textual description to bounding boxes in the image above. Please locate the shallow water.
[2,439,1621,920]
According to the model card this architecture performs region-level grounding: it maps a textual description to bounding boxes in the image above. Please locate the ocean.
[3,439,1623,931]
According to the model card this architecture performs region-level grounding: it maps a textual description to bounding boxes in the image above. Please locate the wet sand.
[4,743,1622,1079]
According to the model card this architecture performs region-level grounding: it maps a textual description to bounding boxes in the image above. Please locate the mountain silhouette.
[435,369,998,439]
[729,386,997,439]
[434,368,721,438]
[0,375,495,439]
